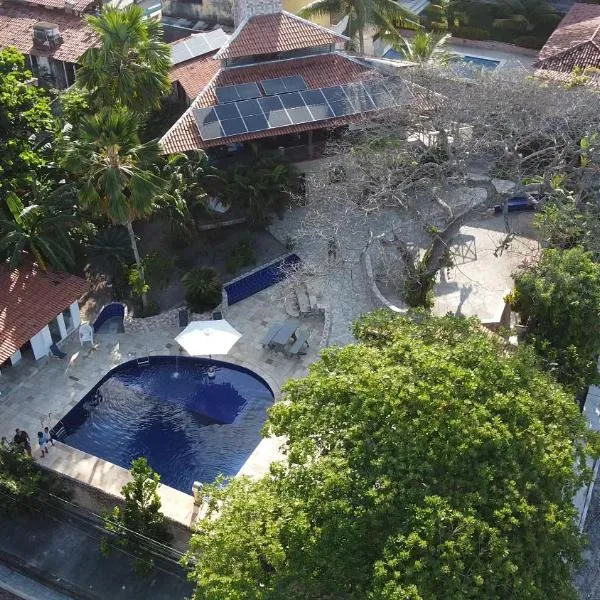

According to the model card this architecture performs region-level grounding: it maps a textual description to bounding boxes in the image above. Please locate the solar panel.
[321,86,348,104]
[237,98,263,117]
[300,89,327,106]
[261,78,287,96]
[258,95,285,113]
[279,92,305,109]
[266,109,292,128]
[171,43,192,64]
[282,75,308,92]
[362,80,395,109]
[216,86,240,104]
[244,113,269,132]
[186,36,210,57]
[344,83,376,112]
[215,103,240,120]
[236,82,262,100]
[221,117,247,136]
[287,106,314,124]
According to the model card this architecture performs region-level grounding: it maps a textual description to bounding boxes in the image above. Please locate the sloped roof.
[537,3,600,72]
[161,52,371,153]
[0,2,97,63]
[11,0,93,14]
[214,11,346,60]
[0,263,88,364]
[170,52,221,100]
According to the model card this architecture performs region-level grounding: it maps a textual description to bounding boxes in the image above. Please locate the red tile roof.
[537,3,600,72]
[169,52,221,101]
[0,263,88,364]
[0,2,97,64]
[215,11,346,60]
[161,52,371,153]
[12,0,93,14]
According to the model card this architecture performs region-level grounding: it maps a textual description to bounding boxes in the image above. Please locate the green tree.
[0,47,54,201]
[186,311,596,599]
[61,107,166,309]
[380,30,452,64]
[104,457,170,572]
[509,246,600,394]
[491,0,558,33]
[0,191,75,271]
[299,0,418,54]
[77,5,171,115]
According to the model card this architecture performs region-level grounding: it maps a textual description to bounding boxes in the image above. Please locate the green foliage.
[0,191,75,271]
[380,31,452,64]
[182,267,222,313]
[186,311,596,599]
[225,238,256,275]
[510,247,600,392]
[86,225,133,277]
[0,48,55,201]
[299,0,419,53]
[77,5,171,115]
[222,154,295,226]
[128,266,150,298]
[142,249,175,290]
[0,445,41,513]
[104,458,170,572]
[59,87,91,128]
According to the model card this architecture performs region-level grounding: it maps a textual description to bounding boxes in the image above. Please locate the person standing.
[37,431,48,458]
[43,427,55,448]
[18,429,32,457]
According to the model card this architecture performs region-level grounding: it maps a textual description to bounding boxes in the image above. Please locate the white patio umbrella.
[175,320,242,357]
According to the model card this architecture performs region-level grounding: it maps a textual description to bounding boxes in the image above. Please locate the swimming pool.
[52,357,274,494]
[450,54,500,78]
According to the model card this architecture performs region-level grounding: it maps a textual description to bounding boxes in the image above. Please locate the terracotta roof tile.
[537,3,600,69]
[0,263,88,364]
[215,11,346,60]
[169,52,221,101]
[0,2,97,63]
[161,53,371,153]
[10,0,93,14]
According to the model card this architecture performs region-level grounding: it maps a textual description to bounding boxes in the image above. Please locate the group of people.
[6,427,55,458]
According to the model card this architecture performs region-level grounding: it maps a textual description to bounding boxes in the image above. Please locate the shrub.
[512,35,546,49]
[225,238,256,275]
[451,26,490,41]
[182,267,222,312]
[142,250,175,290]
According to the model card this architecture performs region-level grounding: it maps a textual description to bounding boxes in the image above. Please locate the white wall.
[69,301,81,330]
[10,350,22,366]
[30,325,53,360]
[57,313,68,339]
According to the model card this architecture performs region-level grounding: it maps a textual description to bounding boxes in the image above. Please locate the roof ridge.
[279,10,349,41]
[537,39,596,64]
[214,15,251,60]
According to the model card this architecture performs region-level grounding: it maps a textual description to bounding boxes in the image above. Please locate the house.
[536,3,600,84]
[161,0,421,156]
[0,262,88,366]
[0,0,97,88]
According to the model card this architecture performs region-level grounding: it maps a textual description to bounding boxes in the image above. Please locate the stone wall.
[124,307,210,334]
[234,0,282,24]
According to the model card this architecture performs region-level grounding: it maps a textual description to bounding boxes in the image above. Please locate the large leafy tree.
[299,0,418,54]
[186,311,596,599]
[509,246,600,395]
[77,5,171,115]
[61,107,166,308]
[0,48,54,201]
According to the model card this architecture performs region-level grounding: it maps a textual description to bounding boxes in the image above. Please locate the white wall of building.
[30,325,53,360]
[10,350,22,366]
[69,301,81,330]
[57,313,68,339]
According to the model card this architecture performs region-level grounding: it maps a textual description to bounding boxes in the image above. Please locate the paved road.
[0,588,22,600]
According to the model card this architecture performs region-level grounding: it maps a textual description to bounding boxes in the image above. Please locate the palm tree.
[299,0,418,55]
[0,192,75,271]
[77,5,171,115]
[381,30,453,64]
[61,107,167,309]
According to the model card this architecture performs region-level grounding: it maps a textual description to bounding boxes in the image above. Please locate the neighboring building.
[0,262,88,366]
[0,0,97,88]
[161,0,420,156]
[536,3,600,84]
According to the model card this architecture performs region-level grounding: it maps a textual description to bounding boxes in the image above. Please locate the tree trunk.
[126,220,148,310]
[358,27,365,55]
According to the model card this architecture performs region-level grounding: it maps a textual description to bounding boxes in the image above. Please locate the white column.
[70,301,81,329]
[57,313,68,339]
[30,326,52,359]
[10,350,22,366]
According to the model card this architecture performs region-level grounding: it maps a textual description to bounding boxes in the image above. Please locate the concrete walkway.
[0,562,74,600]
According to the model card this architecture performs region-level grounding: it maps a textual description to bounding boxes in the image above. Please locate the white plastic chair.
[79,323,94,346]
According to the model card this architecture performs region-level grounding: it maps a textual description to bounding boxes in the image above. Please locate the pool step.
[137,357,150,366]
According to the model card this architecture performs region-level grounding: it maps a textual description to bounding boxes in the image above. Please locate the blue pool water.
[225,253,301,305]
[450,54,500,78]
[53,357,274,494]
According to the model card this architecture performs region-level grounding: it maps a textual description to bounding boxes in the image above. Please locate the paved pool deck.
[0,284,324,526]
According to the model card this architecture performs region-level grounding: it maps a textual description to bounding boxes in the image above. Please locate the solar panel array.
[194,80,396,141]
[171,29,230,66]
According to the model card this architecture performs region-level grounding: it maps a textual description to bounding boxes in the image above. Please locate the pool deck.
[0,284,324,526]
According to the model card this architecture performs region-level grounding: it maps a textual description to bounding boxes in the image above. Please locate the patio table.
[270,319,301,349]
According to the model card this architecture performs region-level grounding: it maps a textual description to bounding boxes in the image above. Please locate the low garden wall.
[124,307,209,334]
